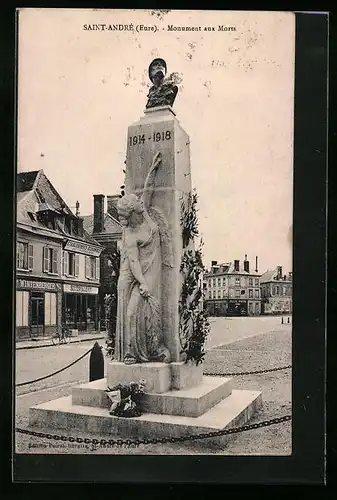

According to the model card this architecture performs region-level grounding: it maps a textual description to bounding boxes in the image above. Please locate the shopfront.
[227,299,248,316]
[63,284,99,332]
[16,278,62,340]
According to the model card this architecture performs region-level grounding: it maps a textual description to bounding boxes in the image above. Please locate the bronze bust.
[145,58,178,109]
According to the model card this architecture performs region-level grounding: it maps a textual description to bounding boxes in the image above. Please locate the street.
[205,315,288,349]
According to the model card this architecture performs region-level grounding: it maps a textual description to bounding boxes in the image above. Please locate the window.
[208,291,212,299]
[249,302,254,314]
[255,279,259,286]
[45,292,57,325]
[222,289,226,298]
[218,290,221,298]
[213,278,216,287]
[235,277,240,285]
[275,286,279,295]
[16,291,29,327]
[27,211,36,222]
[249,289,253,298]
[222,277,226,286]
[43,247,58,274]
[17,242,33,270]
[255,302,260,314]
[283,286,287,295]
[255,289,259,298]
[249,278,253,286]
[86,256,99,279]
[213,290,216,299]
[64,252,79,276]
[235,290,240,298]
[217,278,221,286]
[272,286,276,295]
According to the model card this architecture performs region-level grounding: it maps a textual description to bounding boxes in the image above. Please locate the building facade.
[82,194,122,332]
[16,170,103,340]
[260,266,292,315]
[203,256,262,316]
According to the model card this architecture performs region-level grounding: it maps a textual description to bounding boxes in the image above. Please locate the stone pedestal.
[107,360,203,393]
[125,105,191,362]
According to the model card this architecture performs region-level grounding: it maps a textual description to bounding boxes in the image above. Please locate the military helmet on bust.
[148,58,167,84]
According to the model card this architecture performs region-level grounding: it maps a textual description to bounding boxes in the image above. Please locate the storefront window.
[45,292,57,325]
[16,291,29,326]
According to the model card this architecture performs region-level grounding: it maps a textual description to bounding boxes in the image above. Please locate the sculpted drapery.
[115,152,173,365]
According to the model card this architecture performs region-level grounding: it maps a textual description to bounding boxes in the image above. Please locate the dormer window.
[64,216,71,234]
[27,211,36,222]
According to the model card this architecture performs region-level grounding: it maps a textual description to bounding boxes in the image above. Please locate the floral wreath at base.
[105,379,146,418]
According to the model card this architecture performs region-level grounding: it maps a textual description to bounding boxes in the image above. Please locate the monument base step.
[29,389,262,448]
[72,376,233,417]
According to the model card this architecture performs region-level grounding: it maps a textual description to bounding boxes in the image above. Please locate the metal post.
[89,341,104,381]
[287,317,290,324]
[281,316,284,324]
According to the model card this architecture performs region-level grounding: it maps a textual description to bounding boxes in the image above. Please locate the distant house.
[16,170,103,340]
[203,255,261,316]
[260,266,292,315]
[82,195,122,331]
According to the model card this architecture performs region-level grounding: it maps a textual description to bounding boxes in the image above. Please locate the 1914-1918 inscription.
[128,130,172,146]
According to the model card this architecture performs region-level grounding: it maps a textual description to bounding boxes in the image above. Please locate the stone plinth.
[29,383,262,448]
[107,362,171,393]
[72,376,233,418]
[107,361,203,394]
[125,105,192,362]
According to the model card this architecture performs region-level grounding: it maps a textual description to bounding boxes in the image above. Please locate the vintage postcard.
[15,8,297,465]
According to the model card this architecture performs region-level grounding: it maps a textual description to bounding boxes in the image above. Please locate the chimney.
[75,200,80,217]
[234,259,240,272]
[255,256,258,273]
[77,216,84,237]
[107,195,120,220]
[277,266,283,280]
[243,255,250,273]
[93,194,105,233]
[211,260,218,267]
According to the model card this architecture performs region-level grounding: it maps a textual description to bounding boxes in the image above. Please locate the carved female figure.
[115,152,172,364]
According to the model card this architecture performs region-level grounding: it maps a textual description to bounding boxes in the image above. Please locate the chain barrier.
[204,364,292,377]
[16,347,93,387]
[15,414,291,446]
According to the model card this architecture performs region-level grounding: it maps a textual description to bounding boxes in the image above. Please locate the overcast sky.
[17,9,295,273]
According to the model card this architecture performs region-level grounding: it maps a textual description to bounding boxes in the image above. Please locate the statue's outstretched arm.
[142,152,162,210]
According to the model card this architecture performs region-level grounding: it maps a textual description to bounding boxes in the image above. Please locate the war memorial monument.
[29,59,262,448]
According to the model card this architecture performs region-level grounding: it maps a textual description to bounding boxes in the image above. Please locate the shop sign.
[17,279,62,292]
[64,239,102,256]
[63,284,98,295]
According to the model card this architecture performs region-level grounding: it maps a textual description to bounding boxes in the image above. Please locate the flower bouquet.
[105,379,146,418]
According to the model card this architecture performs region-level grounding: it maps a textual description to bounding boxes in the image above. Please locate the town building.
[203,255,261,316]
[260,266,292,315]
[82,194,122,331]
[16,170,103,340]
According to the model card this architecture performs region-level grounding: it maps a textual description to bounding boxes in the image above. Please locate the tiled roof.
[82,213,121,235]
[205,260,260,277]
[260,269,277,283]
[16,170,101,247]
[17,170,40,192]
